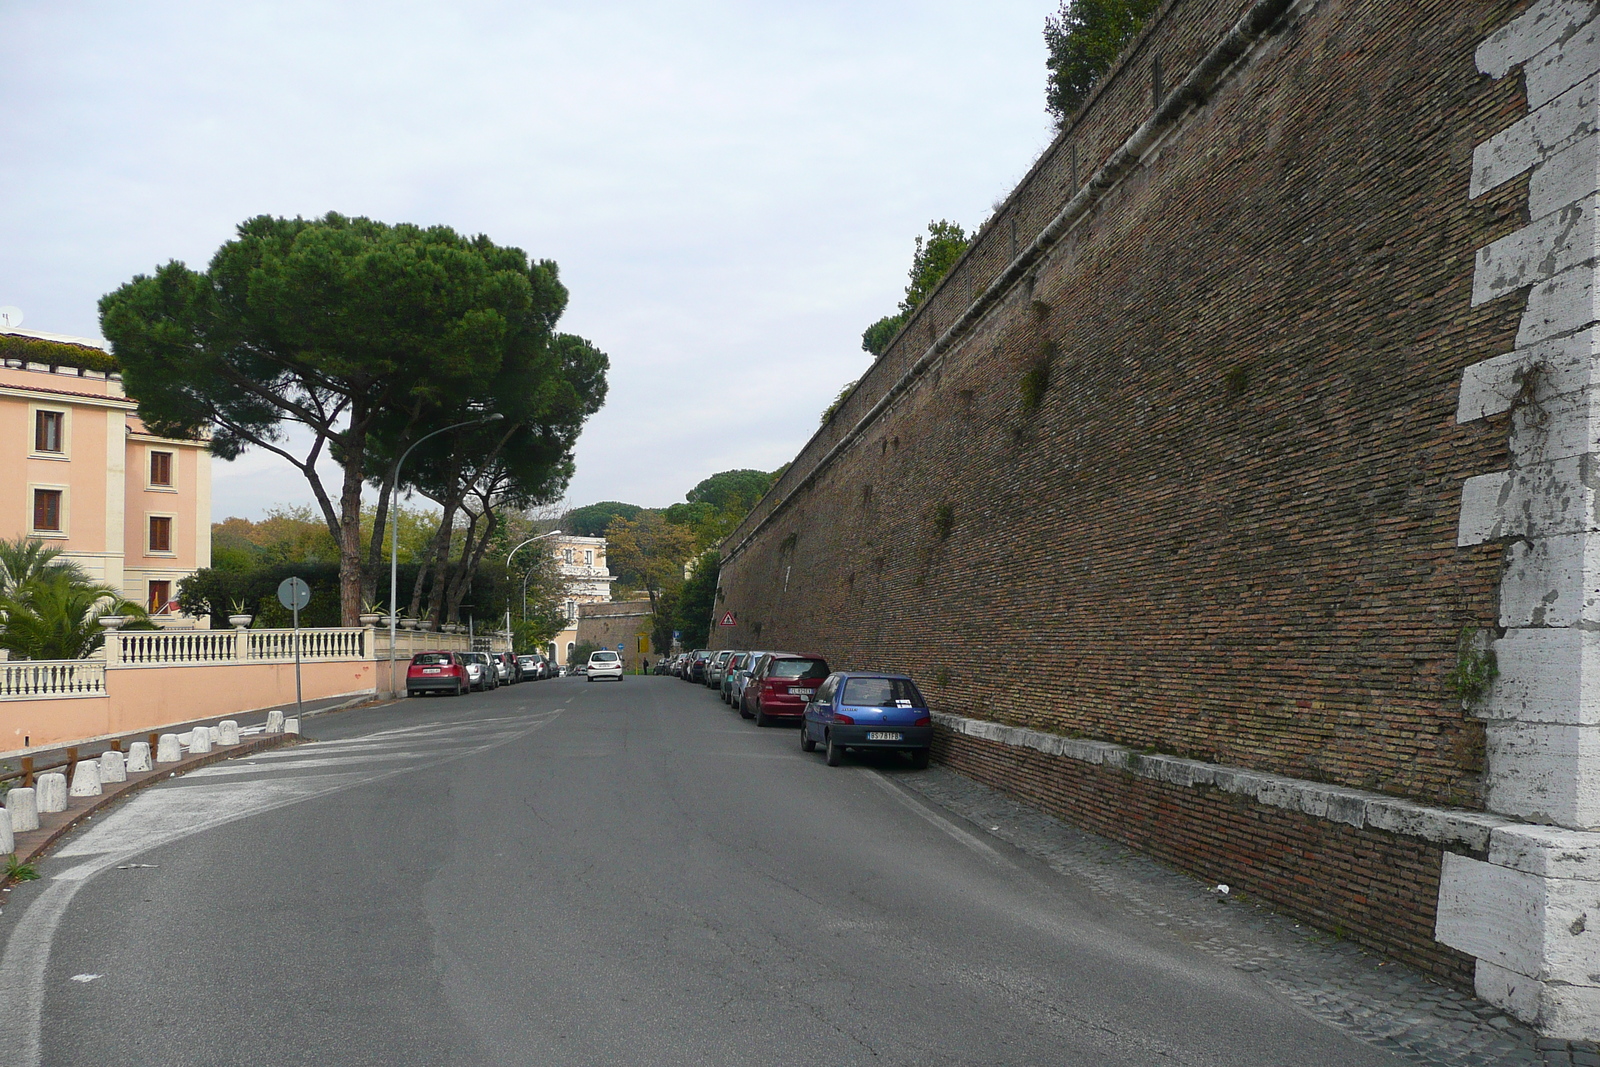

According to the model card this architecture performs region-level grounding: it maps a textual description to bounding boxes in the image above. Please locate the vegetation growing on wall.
[860,220,971,358]
[1044,0,1162,126]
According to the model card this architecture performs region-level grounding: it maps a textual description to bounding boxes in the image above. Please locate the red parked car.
[739,653,830,727]
[406,651,469,697]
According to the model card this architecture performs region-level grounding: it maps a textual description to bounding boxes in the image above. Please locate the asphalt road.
[0,676,1408,1066]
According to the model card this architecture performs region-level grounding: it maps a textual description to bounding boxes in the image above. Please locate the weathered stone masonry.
[716,0,1600,1040]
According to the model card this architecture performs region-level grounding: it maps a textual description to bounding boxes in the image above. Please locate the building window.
[566,599,576,621]
[584,549,593,566]
[32,489,62,532]
[563,548,574,564]
[148,580,172,614]
[149,450,173,487]
[149,516,172,553]
[34,411,64,453]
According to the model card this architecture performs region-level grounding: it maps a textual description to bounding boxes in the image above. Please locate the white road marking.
[861,770,1015,870]
[0,709,563,1067]
[68,974,98,983]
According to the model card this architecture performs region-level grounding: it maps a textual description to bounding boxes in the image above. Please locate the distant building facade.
[1,329,210,623]
[548,533,613,665]
[576,600,652,673]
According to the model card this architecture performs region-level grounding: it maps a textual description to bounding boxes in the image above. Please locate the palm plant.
[0,538,153,660]
[0,536,88,596]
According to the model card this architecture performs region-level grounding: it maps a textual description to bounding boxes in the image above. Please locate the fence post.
[65,746,78,782]
[103,631,121,668]
[21,757,33,787]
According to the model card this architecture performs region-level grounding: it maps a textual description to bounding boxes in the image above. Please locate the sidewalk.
[892,765,1600,1067]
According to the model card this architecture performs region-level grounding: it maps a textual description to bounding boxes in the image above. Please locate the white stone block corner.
[126,741,152,773]
[155,734,182,763]
[264,711,285,734]
[35,772,66,814]
[5,788,38,834]
[67,761,101,798]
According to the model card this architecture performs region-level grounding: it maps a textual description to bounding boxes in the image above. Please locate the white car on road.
[587,650,624,682]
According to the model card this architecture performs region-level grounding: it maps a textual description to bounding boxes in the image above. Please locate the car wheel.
[755,706,770,728]
[455,681,465,696]
[825,732,844,767]
[738,695,753,720]
[909,748,930,770]
[800,723,816,752]
[587,676,593,683]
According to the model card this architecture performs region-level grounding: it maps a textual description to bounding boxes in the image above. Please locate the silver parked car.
[463,652,497,691]
[728,650,770,710]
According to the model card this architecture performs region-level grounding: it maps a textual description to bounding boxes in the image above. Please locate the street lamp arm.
[507,528,563,567]
[387,411,503,696]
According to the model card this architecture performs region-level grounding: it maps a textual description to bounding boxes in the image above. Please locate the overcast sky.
[2,0,1058,520]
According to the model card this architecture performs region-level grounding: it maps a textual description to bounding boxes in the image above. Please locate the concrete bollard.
[188,728,212,754]
[36,772,67,813]
[285,717,300,736]
[99,749,127,783]
[69,760,102,797]
[5,788,38,833]
[176,731,194,747]
[206,727,221,745]
[155,734,182,763]
[126,741,152,772]
[264,710,285,734]
[217,720,240,746]
[0,808,12,856]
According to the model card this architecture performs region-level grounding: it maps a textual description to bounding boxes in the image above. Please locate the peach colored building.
[0,328,210,621]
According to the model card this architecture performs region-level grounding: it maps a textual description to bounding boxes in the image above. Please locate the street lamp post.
[388,413,503,697]
[505,529,563,649]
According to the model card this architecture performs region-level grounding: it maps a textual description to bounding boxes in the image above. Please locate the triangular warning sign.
[718,611,737,627]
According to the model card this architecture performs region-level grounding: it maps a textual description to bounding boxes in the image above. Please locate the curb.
[4,732,300,880]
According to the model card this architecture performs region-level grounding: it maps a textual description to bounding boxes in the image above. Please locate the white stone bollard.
[206,727,221,745]
[285,717,300,736]
[188,729,212,754]
[126,741,152,772]
[4,790,35,838]
[5,788,37,833]
[0,808,12,856]
[99,749,127,783]
[36,772,67,813]
[176,731,194,747]
[68,760,101,797]
[156,734,182,763]
[264,710,285,734]
[217,720,240,746]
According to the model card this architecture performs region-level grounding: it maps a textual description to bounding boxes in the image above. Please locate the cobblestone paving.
[888,766,1600,1067]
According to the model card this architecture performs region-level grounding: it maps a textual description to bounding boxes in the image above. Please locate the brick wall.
[933,726,1476,983]
[718,0,1535,811]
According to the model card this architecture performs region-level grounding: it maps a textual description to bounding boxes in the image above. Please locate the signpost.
[277,577,310,720]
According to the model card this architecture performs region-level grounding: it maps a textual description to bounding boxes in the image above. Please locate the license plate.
[788,687,814,696]
[867,731,902,741]
[423,668,440,674]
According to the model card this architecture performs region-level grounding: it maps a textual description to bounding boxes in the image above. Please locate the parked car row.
[671,648,933,767]
[406,650,558,697]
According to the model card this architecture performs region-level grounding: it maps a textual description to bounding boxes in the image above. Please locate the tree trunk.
[411,499,457,619]
[337,416,368,626]
[446,504,500,624]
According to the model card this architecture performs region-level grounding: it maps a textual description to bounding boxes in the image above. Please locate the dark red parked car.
[406,651,469,697]
[740,653,830,726]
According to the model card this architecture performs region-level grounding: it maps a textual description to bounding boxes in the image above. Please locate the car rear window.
[412,653,453,666]
[769,658,829,680]
[592,652,618,661]
[842,677,925,708]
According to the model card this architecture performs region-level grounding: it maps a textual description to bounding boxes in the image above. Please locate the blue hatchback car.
[800,672,933,768]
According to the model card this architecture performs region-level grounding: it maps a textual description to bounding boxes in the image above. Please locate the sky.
[1,0,1059,520]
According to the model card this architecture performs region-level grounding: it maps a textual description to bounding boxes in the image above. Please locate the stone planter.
[399,618,417,630]
[228,614,253,630]
[98,615,127,631]
[358,613,383,627]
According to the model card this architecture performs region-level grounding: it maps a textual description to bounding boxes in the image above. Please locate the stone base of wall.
[932,725,1477,986]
